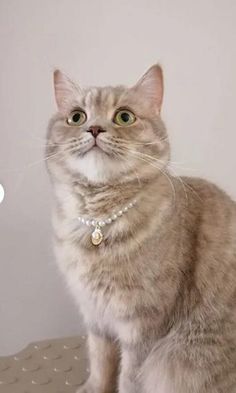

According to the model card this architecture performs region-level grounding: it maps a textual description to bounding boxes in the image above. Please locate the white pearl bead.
[76,197,137,229]
[99,221,105,227]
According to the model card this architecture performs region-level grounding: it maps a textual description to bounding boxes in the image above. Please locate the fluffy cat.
[46,65,236,393]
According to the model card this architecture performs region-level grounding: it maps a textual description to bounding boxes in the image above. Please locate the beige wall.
[0,0,236,355]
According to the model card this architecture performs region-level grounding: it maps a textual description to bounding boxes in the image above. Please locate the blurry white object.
[0,183,5,204]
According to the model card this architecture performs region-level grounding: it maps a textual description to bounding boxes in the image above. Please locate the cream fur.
[46,65,236,393]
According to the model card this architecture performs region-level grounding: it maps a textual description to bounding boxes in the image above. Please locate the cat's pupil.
[72,113,81,122]
[121,112,130,122]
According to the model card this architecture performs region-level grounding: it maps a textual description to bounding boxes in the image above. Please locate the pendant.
[91,225,103,246]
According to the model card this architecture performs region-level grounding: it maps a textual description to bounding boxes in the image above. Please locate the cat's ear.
[134,64,163,113]
[53,70,80,113]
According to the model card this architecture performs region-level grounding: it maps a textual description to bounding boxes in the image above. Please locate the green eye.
[67,110,87,126]
[113,109,136,126]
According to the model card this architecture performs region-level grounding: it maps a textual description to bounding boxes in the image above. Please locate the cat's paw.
[76,381,114,393]
[76,381,94,393]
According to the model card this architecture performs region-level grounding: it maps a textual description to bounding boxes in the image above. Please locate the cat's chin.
[66,147,125,184]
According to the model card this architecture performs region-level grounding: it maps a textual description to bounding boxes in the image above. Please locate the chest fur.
[65,250,147,316]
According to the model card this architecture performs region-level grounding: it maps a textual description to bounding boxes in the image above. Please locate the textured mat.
[0,336,88,393]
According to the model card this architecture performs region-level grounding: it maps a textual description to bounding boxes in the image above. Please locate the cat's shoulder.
[181,176,234,201]
[178,176,236,218]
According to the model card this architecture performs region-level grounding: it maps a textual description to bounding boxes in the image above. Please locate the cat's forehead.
[80,86,130,111]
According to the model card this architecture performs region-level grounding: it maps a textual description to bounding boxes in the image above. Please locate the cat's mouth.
[87,139,102,152]
[70,137,115,158]
[74,138,106,156]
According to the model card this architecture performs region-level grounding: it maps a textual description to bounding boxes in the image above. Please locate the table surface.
[0,336,88,393]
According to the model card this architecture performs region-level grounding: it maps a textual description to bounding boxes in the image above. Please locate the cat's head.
[47,65,170,185]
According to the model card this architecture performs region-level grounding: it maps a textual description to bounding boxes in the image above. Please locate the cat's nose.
[87,125,105,138]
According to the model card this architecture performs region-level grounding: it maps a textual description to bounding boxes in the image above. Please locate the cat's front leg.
[118,348,143,393]
[77,332,120,393]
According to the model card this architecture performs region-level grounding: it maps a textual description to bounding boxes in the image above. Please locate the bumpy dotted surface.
[0,336,89,393]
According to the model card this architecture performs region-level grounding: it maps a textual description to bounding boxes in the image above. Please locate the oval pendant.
[91,226,103,246]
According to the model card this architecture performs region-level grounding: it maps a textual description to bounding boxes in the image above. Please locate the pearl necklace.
[77,199,137,246]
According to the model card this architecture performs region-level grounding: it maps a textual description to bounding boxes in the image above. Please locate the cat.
[46,65,236,393]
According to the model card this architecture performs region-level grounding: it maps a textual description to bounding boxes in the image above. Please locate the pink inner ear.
[53,70,79,114]
[135,65,164,113]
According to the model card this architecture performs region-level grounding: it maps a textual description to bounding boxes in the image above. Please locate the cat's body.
[47,66,236,392]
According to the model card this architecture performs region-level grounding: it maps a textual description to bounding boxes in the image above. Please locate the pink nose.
[87,125,105,138]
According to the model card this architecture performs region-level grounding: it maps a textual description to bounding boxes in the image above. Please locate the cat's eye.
[113,109,136,126]
[67,110,87,126]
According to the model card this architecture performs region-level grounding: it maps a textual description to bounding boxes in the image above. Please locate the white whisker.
[118,146,176,208]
